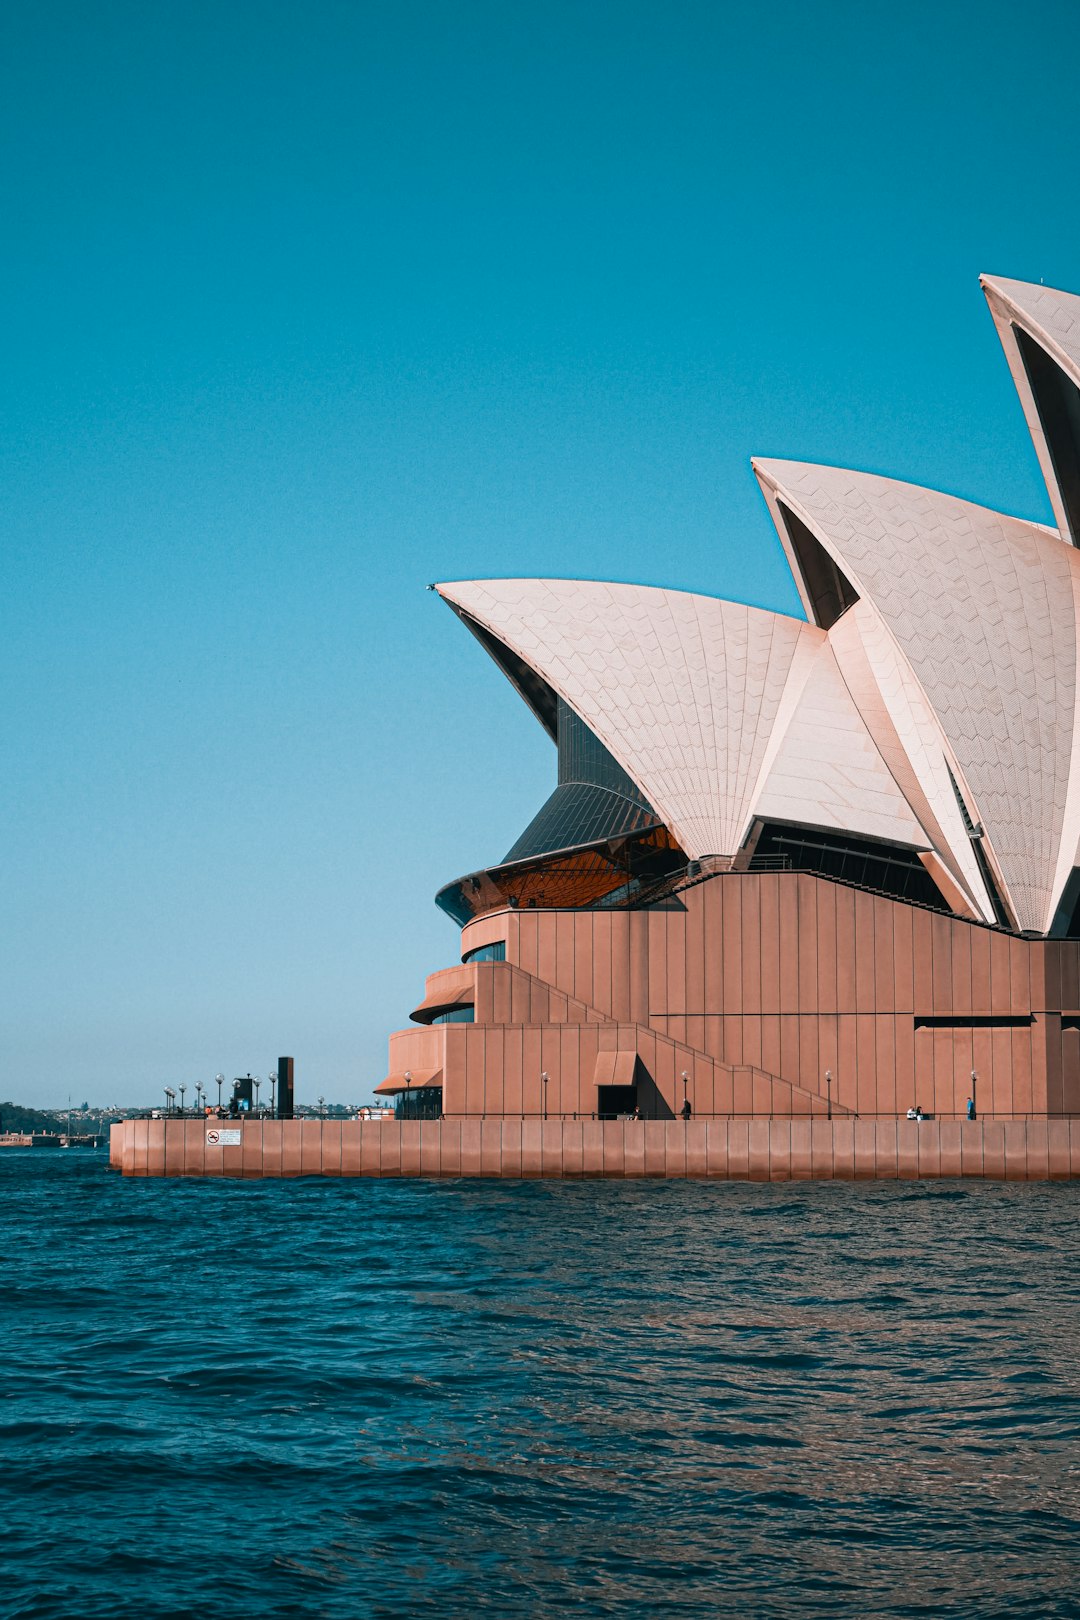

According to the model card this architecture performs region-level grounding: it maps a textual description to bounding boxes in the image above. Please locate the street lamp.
[825,1069,833,1121]
[254,1077,261,1114]
[970,1069,978,1122]
[164,1087,175,1116]
[179,1085,187,1115]
[317,1094,325,1119]
[269,1071,278,1117]
[681,1070,689,1120]
[403,1071,412,1119]
[215,1074,224,1111]
[542,1071,549,1120]
[196,1083,204,1114]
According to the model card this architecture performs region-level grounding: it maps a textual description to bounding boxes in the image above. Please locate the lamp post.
[681,1070,689,1120]
[269,1071,278,1117]
[254,1077,261,1114]
[542,1071,549,1120]
[825,1069,833,1121]
[403,1072,411,1120]
[164,1087,175,1116]
[215,1074,224,1111]
[970,1069,977,1122]
[317,1094,325,1120]
[196,1084,204,1114]
[179,1085,187,1116]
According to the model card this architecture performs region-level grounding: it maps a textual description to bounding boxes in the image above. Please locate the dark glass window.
[503,698,658,862]
[778,502,859,628]
[1014,323,1080,546]
[463,941,506,963]
[430,1006,474,1024]
[749,823,950,911]
[395,1088,443,1120]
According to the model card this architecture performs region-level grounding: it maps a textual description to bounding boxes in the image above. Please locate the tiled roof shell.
[436,274,1080,938]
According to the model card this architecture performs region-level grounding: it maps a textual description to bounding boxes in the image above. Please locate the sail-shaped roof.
[982,275,1080,547]
[437,577,936,864]
[754,459,1080,933]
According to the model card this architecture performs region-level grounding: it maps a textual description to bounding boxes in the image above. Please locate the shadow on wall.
[637,1061,674,1120]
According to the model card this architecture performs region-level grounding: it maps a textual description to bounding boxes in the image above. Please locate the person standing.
[681,1097,692,1121]
[966,1096,976,1121]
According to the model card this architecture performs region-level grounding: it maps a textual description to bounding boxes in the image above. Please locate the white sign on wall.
[206,1128,242,1146]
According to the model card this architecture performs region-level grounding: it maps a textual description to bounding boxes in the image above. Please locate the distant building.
[380,274,1080,1122]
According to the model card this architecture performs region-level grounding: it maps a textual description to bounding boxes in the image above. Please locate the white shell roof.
[434,271,1080,937]
[754,459,1080,933]
[437,578,935,862]
[982,275,1080,545]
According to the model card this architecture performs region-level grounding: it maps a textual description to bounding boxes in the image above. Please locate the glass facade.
[462,941,506,964]
[750,823,951,911]
[503,698,659,863]
[395,1088,443,1120]
[430,1006,474,1024]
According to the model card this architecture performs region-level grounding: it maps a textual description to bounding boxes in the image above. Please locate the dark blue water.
[2,1156,1079,1619]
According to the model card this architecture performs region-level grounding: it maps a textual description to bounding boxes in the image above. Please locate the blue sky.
[4,0,1080,1107]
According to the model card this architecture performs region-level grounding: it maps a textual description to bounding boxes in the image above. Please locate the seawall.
[110,1117,1080,1179]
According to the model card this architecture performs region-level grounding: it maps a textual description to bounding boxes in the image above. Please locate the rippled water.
[2,1155,1079,1618]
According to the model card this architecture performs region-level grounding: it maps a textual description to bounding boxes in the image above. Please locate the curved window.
[431,1006,474,1025]
[463,941,506,964]
[395,1087,443,1120]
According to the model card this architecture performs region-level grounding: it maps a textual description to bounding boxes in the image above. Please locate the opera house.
[381,274,1080,1126]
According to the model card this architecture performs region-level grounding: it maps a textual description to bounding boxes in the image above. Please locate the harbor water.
[2,1152,1078,1618]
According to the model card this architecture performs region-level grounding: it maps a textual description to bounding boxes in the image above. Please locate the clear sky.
[4,0,1080,1108]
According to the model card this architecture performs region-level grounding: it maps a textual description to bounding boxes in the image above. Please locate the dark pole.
[215,1074,224,1111]
[542,1071,548,1120]
[825,1069,832,1121]
[681,1069,689,1119]
[403,1072,411,1119]
[970,1069,977,1121]
[269,1072,277,1116]
[179,1085,186,1116]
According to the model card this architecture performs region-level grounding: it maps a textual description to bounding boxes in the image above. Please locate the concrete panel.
[1002,1122,1027,1181]
[810,1119,834,1179]
[520,1120,543,1177]
[320,1121,343,1177]
[1047,1119,1072,1178]
[500,1120,523,1178]
[281,1123,303,1177]
[642,1122,666,1177]
[915,1121,940,1178]
[830,1117,855,1179]
[768,1120,791,1180]
[853,1118,877,1179]
[724,1119,748,1179]
[420,1120,443,1177]
[260,1121,283,1178]
[896,1121,919,1180]
[1024,1120,1050,1181]
[575,1119,599,1174]
[789,1120,812,1180]
[340,1124,362,1177]
[960,1123,984,1178]
[683,1121,706,1177]
[747,1119,771,1180]
[938,1121,963,1178]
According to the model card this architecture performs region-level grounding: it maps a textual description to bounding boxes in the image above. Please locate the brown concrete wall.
[114,1117,1080,1180]
[436,873,1080,1120]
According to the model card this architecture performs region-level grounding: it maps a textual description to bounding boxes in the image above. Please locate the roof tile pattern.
[755,459,1080,933]
[755,639,929,848]
[983,275,1080,381]
[438,578,938,862]
[982,276,1080,547]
